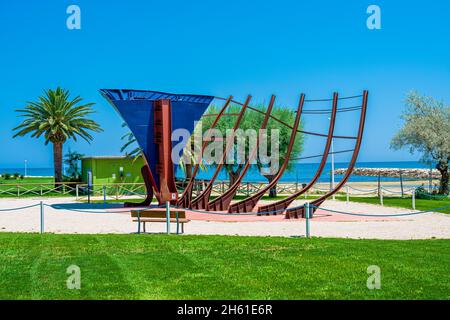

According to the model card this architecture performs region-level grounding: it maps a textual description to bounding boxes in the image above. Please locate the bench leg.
[143,222,146,233]
[181,223,184,234]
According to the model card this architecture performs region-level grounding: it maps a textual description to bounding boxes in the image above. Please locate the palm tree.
[13,87,102,183]
[64,148,84,181]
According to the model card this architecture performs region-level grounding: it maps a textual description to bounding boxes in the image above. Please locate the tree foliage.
[13,87,102,183]
[200,103,304,194]
[391,91,450,194]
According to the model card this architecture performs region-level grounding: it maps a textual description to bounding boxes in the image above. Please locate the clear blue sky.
[0,0,449,168]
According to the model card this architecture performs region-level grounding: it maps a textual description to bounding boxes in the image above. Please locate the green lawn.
[0,176,54,184]
[334,196,450,214]
[0,233,448,300]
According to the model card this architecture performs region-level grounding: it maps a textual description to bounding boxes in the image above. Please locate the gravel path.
[0,197,448,239]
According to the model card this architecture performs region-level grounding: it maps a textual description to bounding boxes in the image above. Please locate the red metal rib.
[177,96,233,208]
[207,95,276,211]
[286,90,369,218]
[228,94,305,213]
[124,164,154,207]
[190,95,251,210]
[212,97,355,140]
[256,92,339,215]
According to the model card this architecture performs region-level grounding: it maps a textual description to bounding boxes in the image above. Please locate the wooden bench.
[131,209,189,234]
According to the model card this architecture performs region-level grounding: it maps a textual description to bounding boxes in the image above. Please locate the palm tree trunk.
[53,142,63,183]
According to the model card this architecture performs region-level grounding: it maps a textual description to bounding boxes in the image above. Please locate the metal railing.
[0,180,447,202]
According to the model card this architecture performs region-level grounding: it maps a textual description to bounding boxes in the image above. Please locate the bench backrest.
[131,209,186,219]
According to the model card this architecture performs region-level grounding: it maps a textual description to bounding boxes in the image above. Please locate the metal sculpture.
[228,94,304,213]
[256,92,339,215]
[177,96,233,208]
[207,95,275,211]
[190,96,251,210]
[102,88,368,218]
[284,90,368,218]
[100,89,214,206]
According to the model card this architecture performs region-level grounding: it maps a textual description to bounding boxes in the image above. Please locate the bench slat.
[132,218,190,223]
[131,209,186,219]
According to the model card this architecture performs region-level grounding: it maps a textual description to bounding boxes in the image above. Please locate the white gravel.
[0,197,449,240]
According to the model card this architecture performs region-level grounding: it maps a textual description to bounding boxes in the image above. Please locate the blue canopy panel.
[100,89,214,187]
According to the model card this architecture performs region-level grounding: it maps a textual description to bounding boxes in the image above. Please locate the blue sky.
[0,0,449,168]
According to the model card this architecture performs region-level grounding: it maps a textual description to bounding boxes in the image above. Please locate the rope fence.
[0,198,449,237]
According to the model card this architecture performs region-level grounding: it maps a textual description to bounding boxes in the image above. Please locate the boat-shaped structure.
[100,89,214,205]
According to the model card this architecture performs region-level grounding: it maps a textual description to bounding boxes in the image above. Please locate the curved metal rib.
[257,92,339,215]
[177,96,233,208]
[286,90,369,218]
[214,97,356,140]
[228,94,305,213]
[190,95,251,210]
[207,95,276,211]
[124,165,154,207]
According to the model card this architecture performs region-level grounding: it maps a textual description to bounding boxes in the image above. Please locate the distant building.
[81,156,145,184]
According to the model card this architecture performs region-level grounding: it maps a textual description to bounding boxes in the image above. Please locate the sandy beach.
[0,197,448,240]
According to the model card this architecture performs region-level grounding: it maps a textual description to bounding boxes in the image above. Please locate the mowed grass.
[334,196,450,214]
[0,177,54,184]
[0,233,449,300]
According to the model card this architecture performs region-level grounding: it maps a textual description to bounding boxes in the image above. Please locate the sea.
[1,161,433,183]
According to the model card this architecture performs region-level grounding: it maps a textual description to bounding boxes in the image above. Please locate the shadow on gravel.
[49,202,124,210]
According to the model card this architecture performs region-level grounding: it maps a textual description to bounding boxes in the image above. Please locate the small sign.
[87,171,92,187]
[171,193,177,200]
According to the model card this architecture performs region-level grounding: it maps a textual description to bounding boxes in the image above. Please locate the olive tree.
[201,103,304,197]
[391,91,450,194]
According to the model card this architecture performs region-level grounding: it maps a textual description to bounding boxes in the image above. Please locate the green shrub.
[415,185,448,200]
[2,173,11,180]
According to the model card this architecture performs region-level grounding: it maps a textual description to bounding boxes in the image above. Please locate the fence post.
[346,185,349,205]
[399,170,404,198]
[40,185,43,196]
[137,210,141,234]
[40,201,44,234]
[412,188,416,210]
[377,174,381,197]
[17,185,19,197]
[380,188,384,206]
[103,185,107,205]
[76,184,79,200]
[116,185,119,200]
[166,201,171,234]
[304,202,310,239]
